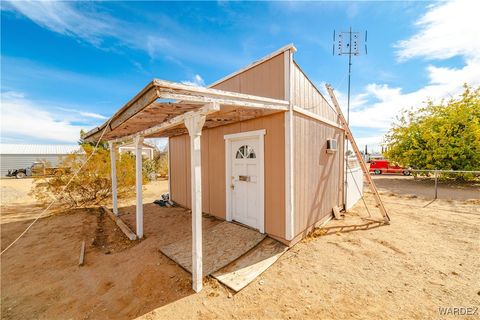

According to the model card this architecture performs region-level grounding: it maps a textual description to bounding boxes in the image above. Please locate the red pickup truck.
[369,159,411,175]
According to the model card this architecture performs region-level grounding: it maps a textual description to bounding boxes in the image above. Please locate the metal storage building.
[0,144,80,177]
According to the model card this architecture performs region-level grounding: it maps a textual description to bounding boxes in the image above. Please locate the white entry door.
[225,130,265,233]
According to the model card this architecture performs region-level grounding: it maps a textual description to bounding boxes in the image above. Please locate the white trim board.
[284,111,294,240]
[223,129,266,141]
[292,106,343,130]
[167,137,171,199]
[224,129,266,234]
[284,49,295,241]
[284,51,291,101]
[209,44,297,88]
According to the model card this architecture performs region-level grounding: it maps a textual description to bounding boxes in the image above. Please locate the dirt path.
[1,193,479,319]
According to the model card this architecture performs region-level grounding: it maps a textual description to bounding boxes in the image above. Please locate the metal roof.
[0,144,81,155]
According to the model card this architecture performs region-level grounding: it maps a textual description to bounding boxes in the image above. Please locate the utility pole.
[333,28,367,210]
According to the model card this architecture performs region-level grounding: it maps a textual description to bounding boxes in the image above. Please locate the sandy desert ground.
[1,177,479,319]
[372,174,480,201]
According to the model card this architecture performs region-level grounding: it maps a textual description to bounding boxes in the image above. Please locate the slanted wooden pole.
[135,135,144,238]
[184,113,206,293]
[325,84,390,223]
[108,141,118,215]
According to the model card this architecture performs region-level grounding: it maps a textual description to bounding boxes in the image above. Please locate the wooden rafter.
[109,103,220,143]
[83,79,289,142]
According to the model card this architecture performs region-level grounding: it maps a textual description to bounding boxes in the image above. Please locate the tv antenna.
[333,27,367,124]
[333,27,367,211]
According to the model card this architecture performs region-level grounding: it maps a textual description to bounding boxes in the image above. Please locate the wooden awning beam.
[156,90,288,111]
[83,79,289,142]
[109,103,220,144]
[153,79,289,107]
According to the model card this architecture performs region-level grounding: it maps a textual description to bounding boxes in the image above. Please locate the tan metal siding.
[169,113,286,240]
[212,54,285,100]
[292,111,344,238]
[291,62,338,122]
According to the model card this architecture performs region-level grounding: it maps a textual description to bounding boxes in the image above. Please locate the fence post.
[434,170,439,199]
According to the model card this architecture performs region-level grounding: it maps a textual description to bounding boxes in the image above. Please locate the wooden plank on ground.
[101,206,137,241]
[160,222,265,276]
[79,241,85,266]
[333,206,342,219]
[212,237,288,292]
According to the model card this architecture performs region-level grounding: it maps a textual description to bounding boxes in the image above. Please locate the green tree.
[78,129,108,149]
[384,85,480,172]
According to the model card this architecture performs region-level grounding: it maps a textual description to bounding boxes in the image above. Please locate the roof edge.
[83,80,157,140]
[208,43,297,88]
[292,59,338,114]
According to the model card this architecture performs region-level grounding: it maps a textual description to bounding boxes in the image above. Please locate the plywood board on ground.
[212,237,288,292]
[160,221,266,276]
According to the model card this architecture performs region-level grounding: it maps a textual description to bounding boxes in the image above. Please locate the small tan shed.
[84,44,345,292]
[168,45,344,245]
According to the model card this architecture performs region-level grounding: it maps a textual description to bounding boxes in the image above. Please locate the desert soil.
[1,178,479,319]
[372,174,480,201]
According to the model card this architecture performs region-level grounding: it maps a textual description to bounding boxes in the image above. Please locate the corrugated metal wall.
[169,113,286,241]
[291,61,338,122]
[0,154,64,177]
[292,111,344,238]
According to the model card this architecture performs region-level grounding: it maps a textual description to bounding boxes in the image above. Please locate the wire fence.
[371,169,480,202]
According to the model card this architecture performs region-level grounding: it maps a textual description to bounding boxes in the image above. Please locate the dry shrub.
[156,152,169,178]
[142,150,168,179]
[32,145,147,208]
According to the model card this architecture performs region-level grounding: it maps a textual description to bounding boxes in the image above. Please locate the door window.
[235,145,256,159]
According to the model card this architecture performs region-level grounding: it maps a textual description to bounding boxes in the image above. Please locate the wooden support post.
[325,84,390,223]
[109,141,118,216]
[135,135,144,238]
[185,113,206,293]
[167,138,171,198]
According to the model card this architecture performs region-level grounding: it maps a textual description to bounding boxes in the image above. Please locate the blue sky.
[1,0,479,151]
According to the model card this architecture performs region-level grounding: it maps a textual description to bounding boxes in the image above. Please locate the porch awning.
[83,79,289,142]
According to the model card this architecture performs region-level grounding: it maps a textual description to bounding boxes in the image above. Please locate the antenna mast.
[333,28,367,124]
[333,27,368,210]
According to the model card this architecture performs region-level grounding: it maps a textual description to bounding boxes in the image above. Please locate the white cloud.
[3,1,118,47]
[332,0,480,151]
[181,74,205,87]
[2,1,176,61]
[1,91,100,143]
[349,59,480,129]
[2,1,243,67]
[395,0,480,61]
[354,136,386,153]
[56,107,107,120]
